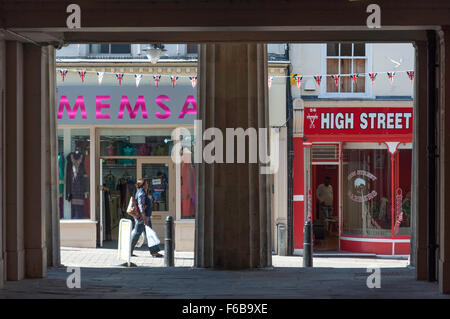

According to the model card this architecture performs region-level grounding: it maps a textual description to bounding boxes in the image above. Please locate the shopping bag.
[126,196,139,218]
[145,225,160,247]
[135,232,146,248]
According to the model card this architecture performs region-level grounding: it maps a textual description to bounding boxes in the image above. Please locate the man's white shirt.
[316,184,333,206]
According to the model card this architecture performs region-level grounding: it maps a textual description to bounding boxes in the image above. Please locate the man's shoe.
[152,253,163,258]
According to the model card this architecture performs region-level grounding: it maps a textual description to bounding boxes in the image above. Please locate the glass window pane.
[354,43,366,56]
[111,44,131,54]
[57,128,91,220]
[340,59,352,92]
[340,43,352,56]
[100,44,110,54]
[181,150,195,219]
[342,146,392,237]
[327,43,339,56]
[101,159,137,240]
[326,59,339,92]
[89,44,101,54]
[142,164,169,212]
[397,148,412,235]
[100,129,174,157]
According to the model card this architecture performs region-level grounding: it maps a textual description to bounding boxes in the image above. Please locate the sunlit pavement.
[0,245,448,299]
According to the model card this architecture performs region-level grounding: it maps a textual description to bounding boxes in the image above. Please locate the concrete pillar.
[4,41,25,281]
[411,40,428,280]
[0,39,5,288]
[195,43,272,269]
[22,44,47,278]
[45,46,60,267]
[438,28,450,294]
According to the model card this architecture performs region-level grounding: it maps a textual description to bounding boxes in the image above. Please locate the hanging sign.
[304,107,413,135]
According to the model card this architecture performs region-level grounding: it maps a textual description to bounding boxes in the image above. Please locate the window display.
[99,129,173,160]
[342,145,392,237]
[57,128,91,219]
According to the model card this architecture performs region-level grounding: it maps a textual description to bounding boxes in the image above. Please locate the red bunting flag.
[332,74,340,87]
[60,69,68,82]
[189,76,197,88]
[115,73,124,86]
[369,73,377,85]
[78,70,86,83]
[135,74,143,88]
[387,72,396,85]
[294,74,303,88]
[351,74,359,87]
[268,76,273,89]
[406,71,415,84]
[153,75,161,88]
[313,75,322,88]
[170,75,179,88]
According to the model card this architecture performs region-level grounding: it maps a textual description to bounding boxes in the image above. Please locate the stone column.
[45,46,60,267]
[0,39,5,287]
[411,40,428,280]
[22,44,47,278]
[4,41,25,281]
[195,43,272,269]
[438,28,450,294]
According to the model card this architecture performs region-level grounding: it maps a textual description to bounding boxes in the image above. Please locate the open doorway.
[312,164,339,251]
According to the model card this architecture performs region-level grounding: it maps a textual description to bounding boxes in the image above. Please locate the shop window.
[342,145,392,237]
[325,43,367,94]
[100,129,173,159]
[397,148,412,236]
[57,128,91,220]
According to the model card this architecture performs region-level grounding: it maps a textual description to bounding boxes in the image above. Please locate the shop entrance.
[137,158,176,242]
[312,164,339,251]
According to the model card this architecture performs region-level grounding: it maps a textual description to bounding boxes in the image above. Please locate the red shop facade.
[293,106,413,256]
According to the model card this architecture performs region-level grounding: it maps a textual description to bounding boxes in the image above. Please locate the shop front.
[295,106,413,255]
[57,71,197,250]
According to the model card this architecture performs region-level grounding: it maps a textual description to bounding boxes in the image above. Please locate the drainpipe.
[285,44,294,255]
[427,30,437,282]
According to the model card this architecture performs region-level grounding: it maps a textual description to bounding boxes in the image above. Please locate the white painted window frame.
[319,43,373,99]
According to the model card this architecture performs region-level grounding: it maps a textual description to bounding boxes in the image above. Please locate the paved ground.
[0,245,447,299]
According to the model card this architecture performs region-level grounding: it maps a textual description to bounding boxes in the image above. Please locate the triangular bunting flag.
[369,73,377,85]
[153,75,161,88]
[332,74,340,87]
[115,73,124,86]
[268,76,273,89]
[294,74,303,88]
[97,72,104,85]
[170,75,179,88]
[406,71,415,84]
[78,70,86,83]
[189,76,197,88]
[351,74,359,87]
[313,75,322,88]
[387,72,396,85]
[60,69,68,82]
[135,74,143,88]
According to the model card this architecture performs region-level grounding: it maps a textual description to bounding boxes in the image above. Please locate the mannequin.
[66,147,86,219]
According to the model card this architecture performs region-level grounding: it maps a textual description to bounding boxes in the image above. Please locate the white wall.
[289,43,415,98]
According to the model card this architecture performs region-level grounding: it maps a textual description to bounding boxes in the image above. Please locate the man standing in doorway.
[317,176,333,233]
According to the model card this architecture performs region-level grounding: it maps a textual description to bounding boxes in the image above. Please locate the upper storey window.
[325,43,368,95]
